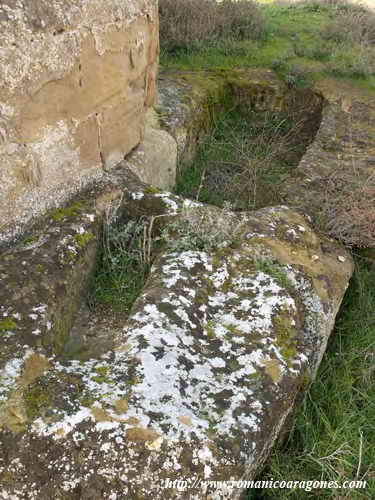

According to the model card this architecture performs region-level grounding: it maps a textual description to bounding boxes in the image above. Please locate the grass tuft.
[89,218,152,314]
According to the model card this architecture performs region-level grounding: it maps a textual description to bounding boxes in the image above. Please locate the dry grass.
[322,6,375,45]
[319,169,375,248]
[159,0,266,53]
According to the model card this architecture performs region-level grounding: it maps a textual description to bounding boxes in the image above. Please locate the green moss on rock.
[0,318,17,332]
[256,259,294,290]
[273,308,298,364]
[50,202,83,222]
[22,235,39,245]
[23,371,86,422]
[225,324,245,337]
[74,231,94,249]
[144,186,162,194]
[205,320,216,339]
[24,379,53,421]
[91,366,111,384]
[35,264,45,273]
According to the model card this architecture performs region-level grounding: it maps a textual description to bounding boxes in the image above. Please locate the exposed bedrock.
[0,165,353,499]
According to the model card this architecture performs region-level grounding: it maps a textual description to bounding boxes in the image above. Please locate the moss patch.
[273,307,298,365]
[50,202,83,222]
[91,365,111,384]
[22,235,39,246]
[24,378,53,421]
[256,259,294,290]
[204,320,216,339]
[0,318,17,332]
[74,231,94,249]
[144,185,162,195]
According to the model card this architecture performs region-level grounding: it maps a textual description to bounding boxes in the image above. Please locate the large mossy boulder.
[0,166,353,498]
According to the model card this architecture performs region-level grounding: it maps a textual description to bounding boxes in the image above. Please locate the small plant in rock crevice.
[89,217,154,313]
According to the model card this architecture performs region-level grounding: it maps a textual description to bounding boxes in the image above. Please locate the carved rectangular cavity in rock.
[156,68,324,171]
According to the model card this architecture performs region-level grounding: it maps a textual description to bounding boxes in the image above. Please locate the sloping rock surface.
[0,166,353,499]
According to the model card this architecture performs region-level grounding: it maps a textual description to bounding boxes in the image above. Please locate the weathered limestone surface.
[0,165,353,499]
[123,108,178,191]
[0,0,159,245]
[0,165,152,377]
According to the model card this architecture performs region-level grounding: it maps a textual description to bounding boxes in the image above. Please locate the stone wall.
[0,0,159,245]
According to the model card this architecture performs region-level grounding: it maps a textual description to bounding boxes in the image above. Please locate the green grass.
[160,1,375,84]
[249,253,375,499]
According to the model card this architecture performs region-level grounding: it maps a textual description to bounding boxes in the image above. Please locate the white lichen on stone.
[153,192,180,213]
[0,349,33,402]
[131,192,145,200]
